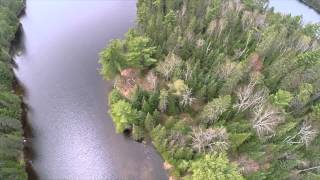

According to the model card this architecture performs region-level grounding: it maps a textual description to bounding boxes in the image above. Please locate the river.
[14,0,167,179]
[269,0,320,23]
[13,0,320,180]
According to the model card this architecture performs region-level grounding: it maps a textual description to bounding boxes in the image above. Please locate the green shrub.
[110,100,139,133]
[132,125,144,141]
[191,153,244,180]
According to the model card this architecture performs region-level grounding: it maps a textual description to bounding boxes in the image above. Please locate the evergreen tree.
[200,95,231,125]
[132,125,144,142]
[142,98,152,114]
[144,113,155,132]
[110,100,139,133]
[99,40,125,80]
[148,90,160,110]
[191,153,244,180]
[271,89,293,108]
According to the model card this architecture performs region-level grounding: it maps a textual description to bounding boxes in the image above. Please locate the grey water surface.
[14,0,168,179]
[269,0,320,23]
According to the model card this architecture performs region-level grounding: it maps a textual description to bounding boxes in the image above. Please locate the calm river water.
[14,0,167,179]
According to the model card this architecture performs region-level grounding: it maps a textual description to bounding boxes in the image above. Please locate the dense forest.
[301,0,320,13]
[100,0,320,179]
[0,0,27,179]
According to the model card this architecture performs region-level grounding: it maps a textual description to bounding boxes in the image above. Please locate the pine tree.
[200,95,231,125]
[144,113,155,132]
[148,90,160,110]
[142,98,152,114]
[167,96,179,115]
[132,125,144,142]
[131,87,144,110]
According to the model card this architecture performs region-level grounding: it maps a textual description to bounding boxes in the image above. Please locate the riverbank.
[101,0,320,179]
[299,0,320,13]
[0,0,28,179]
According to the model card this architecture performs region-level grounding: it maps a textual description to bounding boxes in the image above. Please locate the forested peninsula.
[99,0,320,179]
[0,0,27,179]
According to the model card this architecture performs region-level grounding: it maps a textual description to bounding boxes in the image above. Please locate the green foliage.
[205,0,221,23]
[297,50,320,67]
[167,95,180,115]
[132,125,144,141]
[191,153,244,180]
[108,89,123,105]
[142,98,152,114]
[310,104,320,121]
[0,160,27,180]
[164,10,176,27]
[148,90,160,110]
[302,172,320,180]
[110,100,139,133]
[0,0,26,179]
[0,92,22,119]
[100,33,157,80]
[229,133,251,151]
[200,95,231,125]
[131,87,145,110]
[144,113,155,131]
[99,40,125,79]
[0,61,13,90]
[296,83,314,105]
[271,89,293,108]
[152,109,161,123]
[151,125,168,153]
[125,35,157,68]
[303,23,320,39]
[0,116,22,134]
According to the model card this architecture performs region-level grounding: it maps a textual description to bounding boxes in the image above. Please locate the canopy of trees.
[101,0,320,179]
[0,0,27,179]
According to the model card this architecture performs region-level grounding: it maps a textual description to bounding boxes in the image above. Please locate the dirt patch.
[115,68,158,98]
[236,155,260,175]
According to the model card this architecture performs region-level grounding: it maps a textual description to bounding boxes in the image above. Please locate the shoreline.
[7,0,29,179]
[298,0,320,14]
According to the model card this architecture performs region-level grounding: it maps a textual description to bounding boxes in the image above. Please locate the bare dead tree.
[298,165,320,173]
[158,90,169,113]
[234,80,267,112]
[284,121,318,147]
[169,131,188,147]
[217,60,237,80]
[180,88,196,107]
[196,38,205,48]
[184,62,193,81]
[299,122,318,147]
[191,128,229,153]
[251,104,284,138]
[146,71,158,90]
[156,52,182,80]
